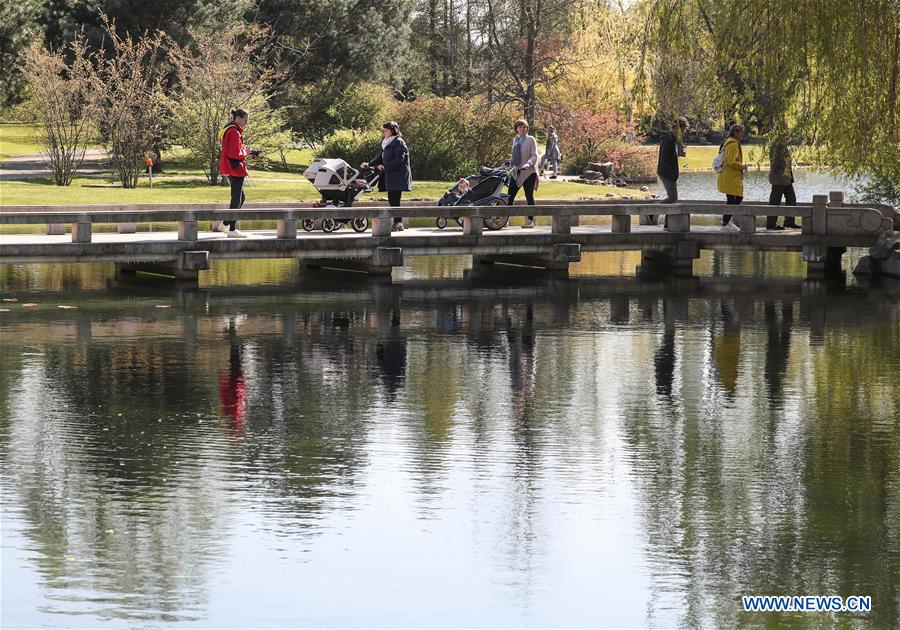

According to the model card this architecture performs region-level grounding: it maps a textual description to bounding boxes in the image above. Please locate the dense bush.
[542,105,654,180]
[318,129,383,169]
[604,144,657,181]
[394,97,512,179]
[289,79,395,145]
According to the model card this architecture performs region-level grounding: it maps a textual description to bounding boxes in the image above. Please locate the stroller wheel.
[436,217,448,230]
[453,217,464,228]
[301,218,316,232]
[321,217,337,233]
[351,217,369,233]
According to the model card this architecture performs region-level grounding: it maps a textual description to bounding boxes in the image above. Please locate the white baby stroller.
[302,158,381,232]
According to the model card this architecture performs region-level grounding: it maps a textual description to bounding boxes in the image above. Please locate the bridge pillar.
[804,244,845,279]
[639,241,699,277]
[301,246,404,276]
[115,250,209,285]
[473,243,581,273]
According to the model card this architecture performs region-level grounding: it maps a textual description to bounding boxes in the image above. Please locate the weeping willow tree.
[637,0,899,204]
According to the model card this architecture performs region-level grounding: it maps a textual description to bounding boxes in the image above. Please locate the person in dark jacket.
[648,117,688,227]
[216,108,259,238]
[767,135,800,230]
[361,121,412,231]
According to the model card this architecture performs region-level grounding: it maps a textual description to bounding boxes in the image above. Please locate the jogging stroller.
[435,164,512,230]
[302,158,381,232]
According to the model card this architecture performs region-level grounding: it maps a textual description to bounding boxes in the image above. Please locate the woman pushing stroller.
[361,121,412,232]
[508,119,539,229]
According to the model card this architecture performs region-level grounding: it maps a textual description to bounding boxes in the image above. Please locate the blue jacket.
[370,136,412,192]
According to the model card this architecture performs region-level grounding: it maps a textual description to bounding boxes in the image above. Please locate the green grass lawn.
[0,122,644,207]
[0,122,46,159]
[0,174,640,206]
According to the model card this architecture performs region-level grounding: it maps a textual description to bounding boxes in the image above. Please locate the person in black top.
[647,117,688,227]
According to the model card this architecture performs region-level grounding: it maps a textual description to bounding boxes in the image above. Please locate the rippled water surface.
[1,253,898,628]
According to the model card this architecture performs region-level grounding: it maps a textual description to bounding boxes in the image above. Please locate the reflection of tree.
[763,300,793,406]
[621,294,900,628]
[712,301,741,398]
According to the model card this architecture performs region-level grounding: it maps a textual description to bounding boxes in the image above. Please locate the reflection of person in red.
[219,332,246,436]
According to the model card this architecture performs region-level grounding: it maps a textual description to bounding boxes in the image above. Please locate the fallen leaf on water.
[22,303,37,308]
[65,556,76,562]
[2,297,17,302]
[105,529,115,534]
[155,304,171,309]
[0,309,9,313]
[58,305,77,309]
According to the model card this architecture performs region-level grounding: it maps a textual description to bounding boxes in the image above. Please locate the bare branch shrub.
[21,38,96,186]
[92,15,168,188]
[169,25,289,185]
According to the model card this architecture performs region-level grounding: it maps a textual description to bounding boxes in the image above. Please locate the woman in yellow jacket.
[717,124,749,232]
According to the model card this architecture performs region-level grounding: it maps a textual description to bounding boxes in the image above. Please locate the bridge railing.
[0,191,894,243]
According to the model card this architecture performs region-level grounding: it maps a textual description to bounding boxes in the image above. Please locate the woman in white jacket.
[508,119,539,228]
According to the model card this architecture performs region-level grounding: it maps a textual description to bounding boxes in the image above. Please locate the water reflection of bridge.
[2,272,897,347]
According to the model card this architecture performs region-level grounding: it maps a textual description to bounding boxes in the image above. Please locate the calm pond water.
[1,252,898,629]
[653,167,861,203]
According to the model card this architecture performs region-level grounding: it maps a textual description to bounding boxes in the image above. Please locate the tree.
[0,1,42,107]
[20,38,97,186]
[91,16,168,188]
[639,0,900,203]
[481,0,579,125]
[169,25,289,185]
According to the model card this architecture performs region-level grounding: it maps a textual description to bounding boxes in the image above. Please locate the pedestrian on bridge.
[216,109,260,239]
[716,124,748,233]
[361,121,412,232]
[509,119,539,229]
[539,125,561,179]
[767,134,800,230]
[650,116,689,227]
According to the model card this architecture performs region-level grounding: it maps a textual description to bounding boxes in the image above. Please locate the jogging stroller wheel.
[436,217,448,230]
[302,218,316,232]
[351,217,369,233]
[321,217,337,233]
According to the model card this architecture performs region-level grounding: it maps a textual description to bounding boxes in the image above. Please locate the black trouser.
[724,194,743,225]
[226,175,245,231]
[388,190,402,224]
[649,175,678,226]
[508,173,536,221]
[768,184,798,228]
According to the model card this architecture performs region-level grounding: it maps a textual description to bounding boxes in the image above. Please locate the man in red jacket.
[215,108,259,238]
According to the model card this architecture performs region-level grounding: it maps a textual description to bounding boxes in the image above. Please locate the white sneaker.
[215,222,231,234]
[721,221,740,233]
[522,220,535,229]
[226,230,248,238]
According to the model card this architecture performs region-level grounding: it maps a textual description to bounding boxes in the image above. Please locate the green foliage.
[394,97,512,179]
[255,0,416,98]
[0,1,41,107]
[289,78,395,145]
[168,25,287,184]
[638,0,899,183]
[318,129,384,169]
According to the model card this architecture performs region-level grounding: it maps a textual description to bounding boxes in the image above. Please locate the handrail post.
[371,209,392,236]
[611,212,631,233]
[463,211,483,236]
[810,194,828,235]
[665,206,690,233]
[72,215,92,243]
[277,211,297,239]
[552,213,572,235]
[178,212,198,241]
